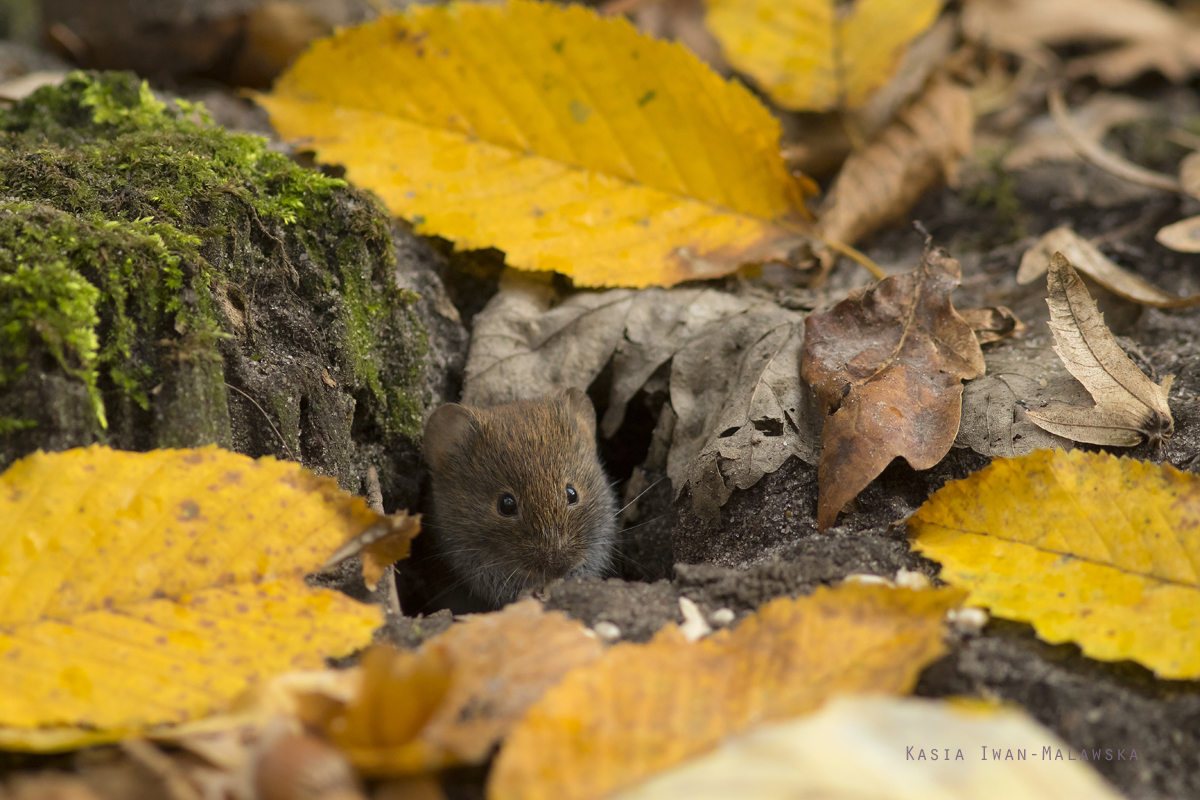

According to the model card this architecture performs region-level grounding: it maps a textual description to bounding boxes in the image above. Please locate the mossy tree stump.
[0,72,439,507]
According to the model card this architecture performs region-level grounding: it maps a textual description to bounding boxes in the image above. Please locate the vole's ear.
[561,387,597,439]
[423,404,475,472]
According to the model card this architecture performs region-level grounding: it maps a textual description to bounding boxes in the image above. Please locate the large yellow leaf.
[258,0,810,289]
[0,446,382,749]
[488,584,963,800]
[909,448,1200,679]
[704,0,943,111]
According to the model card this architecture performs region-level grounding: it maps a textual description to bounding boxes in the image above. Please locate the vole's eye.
[497,493,518,517]
[566,485,579,505]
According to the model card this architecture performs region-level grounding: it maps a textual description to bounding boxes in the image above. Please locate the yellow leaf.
[909,449,1200,679]
[609,696,1126,800]
[258,0,810,289]
[488,584,962,800]
[0,446,381,749]
[703,0,943,111]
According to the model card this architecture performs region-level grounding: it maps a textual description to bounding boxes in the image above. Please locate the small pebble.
[894,568,930,590]
[593,621,622,641]
[710,607,735,626]
[946,606,989,634]
[678,597,713,641]
[844,573,894,587]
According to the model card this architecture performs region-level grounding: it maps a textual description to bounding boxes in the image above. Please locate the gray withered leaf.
[460,277,819,525]
[1026,253,1174,446]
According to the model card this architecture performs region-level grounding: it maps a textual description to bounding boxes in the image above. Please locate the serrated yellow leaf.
[909,449,1200,679]
[0,446,381,749]
[258,0,810,288]
[704,0,943,110]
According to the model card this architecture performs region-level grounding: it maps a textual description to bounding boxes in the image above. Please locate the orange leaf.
[488,583,962,800]
[321,601,603,776]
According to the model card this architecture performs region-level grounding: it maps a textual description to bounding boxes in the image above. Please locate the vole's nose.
[532,539,578,578]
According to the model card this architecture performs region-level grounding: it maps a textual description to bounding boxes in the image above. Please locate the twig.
[817,235,887,280]
[224,382,297,462]
[363,464,403,617]
[364,464,385,514]
[1048,86,1182,194]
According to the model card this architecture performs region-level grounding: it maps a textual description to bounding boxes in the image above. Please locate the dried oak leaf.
[801,247,985,530]
[1025,253,1174,447]
[815,74,973,254]
[959,305,1024,345]
[955,339,1078,459]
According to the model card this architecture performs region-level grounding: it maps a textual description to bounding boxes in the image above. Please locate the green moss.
[332,206,427,440]
[965,146,1027,245]
[0,73,376,434]
[1,71,429,463]
[0,71,346,232]
[0,204,104,427]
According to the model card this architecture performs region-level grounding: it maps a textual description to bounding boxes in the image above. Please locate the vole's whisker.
[617,475,668,515]
[617,511,673,539]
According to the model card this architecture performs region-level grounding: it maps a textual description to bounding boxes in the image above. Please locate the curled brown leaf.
[815,75,973,257]
[801,247,985,530]
[959,306,1025,345]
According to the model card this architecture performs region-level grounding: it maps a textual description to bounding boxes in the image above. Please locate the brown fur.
[423,388,617,608]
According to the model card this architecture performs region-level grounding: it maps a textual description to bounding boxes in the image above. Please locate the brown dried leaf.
[1156,154,1200,251]
[959,306,1025,345]
[1002,92,1152,170]
[816,75,973,250]
[1180,151,1200,198]
[1026,253,1174,447]
[1020,226,1200,307]
[324,512,422,591]
[955,339,1078,459]
[801,247,985,530]
[963,0,1200,85]
[1156,215,1200,253]
[253,732,365,800]
[1045,87,1181,194]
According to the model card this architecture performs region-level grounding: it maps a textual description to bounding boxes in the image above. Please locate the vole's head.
[423,388,617,608]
